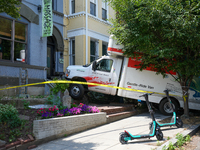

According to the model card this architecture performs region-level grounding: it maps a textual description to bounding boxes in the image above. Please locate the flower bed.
[36,103,100,119]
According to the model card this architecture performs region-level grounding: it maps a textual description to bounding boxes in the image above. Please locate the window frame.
[0,16,28,63]
[69,38,75,65]
[102,42,108,56]
[90,0,97,16]
[102,1,107,21]
[71,0,75,14]
[90,39,99,62]
[52,0,57,11]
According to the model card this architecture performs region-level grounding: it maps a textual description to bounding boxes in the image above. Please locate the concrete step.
[99,105,134,115]
[97,104,137,123]
[106,110,137,123]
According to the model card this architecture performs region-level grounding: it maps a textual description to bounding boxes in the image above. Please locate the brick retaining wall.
[33,112,107,140]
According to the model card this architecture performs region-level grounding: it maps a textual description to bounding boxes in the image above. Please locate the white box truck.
[65,35,200,115]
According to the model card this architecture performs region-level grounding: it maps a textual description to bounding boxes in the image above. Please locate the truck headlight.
[65,69,70,77]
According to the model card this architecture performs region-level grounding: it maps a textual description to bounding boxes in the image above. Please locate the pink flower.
[57,113,64,117]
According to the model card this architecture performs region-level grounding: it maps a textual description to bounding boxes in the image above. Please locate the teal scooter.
[119,93,163,144]
[149,89,183,130]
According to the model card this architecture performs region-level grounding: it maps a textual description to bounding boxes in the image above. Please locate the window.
[90,40,98,62]
[52,0,57,11]
[102,1,107,20]
[71,0,75,14]
[102,43,108,56]
[90,0,96,16]
[70,38,75,65]
[0,16,27,62]
[96,59,113,72]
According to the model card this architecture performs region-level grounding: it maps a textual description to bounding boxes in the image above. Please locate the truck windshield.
[83,57,102,67]
[83,61,93,67]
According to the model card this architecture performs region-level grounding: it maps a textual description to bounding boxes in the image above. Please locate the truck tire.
[69,84,84,100]
[159,98,179,116]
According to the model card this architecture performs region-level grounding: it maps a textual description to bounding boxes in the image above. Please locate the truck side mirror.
[92,61,97,71]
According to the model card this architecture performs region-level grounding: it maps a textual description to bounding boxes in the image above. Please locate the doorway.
[47,36,56,79]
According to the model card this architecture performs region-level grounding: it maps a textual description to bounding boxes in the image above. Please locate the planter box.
[33,112,107,140]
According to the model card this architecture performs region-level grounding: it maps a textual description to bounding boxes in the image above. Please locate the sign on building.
[42,0,53,37]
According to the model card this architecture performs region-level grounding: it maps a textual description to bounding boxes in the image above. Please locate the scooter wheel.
[156,129,163,141]
[119,132,129,144]
[176,118,183,128]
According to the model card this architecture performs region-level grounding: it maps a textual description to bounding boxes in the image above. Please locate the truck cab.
[65,55,122,99]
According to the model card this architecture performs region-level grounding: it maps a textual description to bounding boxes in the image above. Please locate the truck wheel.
[69,84,84,100]
[159,98,179,116]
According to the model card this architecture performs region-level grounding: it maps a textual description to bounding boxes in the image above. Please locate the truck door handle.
[109,78,111,82]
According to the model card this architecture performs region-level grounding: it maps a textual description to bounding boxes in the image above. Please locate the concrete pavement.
[31,111,199,150]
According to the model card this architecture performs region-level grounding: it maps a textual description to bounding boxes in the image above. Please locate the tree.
[0,0,21,18]
[107,0,200,117]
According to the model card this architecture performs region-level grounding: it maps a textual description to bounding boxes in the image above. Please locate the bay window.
[0,16,27,62]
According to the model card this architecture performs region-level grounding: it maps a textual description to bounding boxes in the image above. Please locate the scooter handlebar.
[139,93,154,97]
[164,89,171,92]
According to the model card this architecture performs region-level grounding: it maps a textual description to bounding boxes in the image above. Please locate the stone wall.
[33,112,107,140]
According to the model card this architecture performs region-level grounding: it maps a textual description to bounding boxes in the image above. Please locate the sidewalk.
[30,111,199,150]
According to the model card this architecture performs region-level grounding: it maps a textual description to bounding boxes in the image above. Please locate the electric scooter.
[119,93,163,144]
[149,89,183,130]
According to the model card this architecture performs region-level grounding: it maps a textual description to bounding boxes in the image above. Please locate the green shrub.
[0,104,21,129]
[22,100,30,110]
[45,95,62,107]
[50,78,70,94]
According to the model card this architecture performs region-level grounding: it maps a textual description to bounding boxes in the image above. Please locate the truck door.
[89,57,122,95]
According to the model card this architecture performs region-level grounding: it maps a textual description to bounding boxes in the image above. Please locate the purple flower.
[60,108,71,116]
[41,112,53,119]
[81,104,91,113]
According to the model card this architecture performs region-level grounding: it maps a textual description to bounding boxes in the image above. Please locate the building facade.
[63,0,115,69]
[0,0,64,96]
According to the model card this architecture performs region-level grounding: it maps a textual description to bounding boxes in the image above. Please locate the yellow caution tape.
[0,80,181,97]
[183,95,188,101]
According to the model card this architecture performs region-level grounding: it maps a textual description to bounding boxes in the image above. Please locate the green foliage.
[107,0,200,116]
[50,78,70,94]
[0,104,21,129]
[0,0,21,18]
[157,140,162,146]
[45,95,62,107]
[162,145,167,150]
[185,135,191,142]
[175,133,190,148]
[176,133,185,147]
[168,141,176,150]
[30,95,45,98]
[71,103,77,108]
[22,100,30,110]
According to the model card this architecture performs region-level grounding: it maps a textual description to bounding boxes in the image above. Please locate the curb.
[157,124,200,150]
